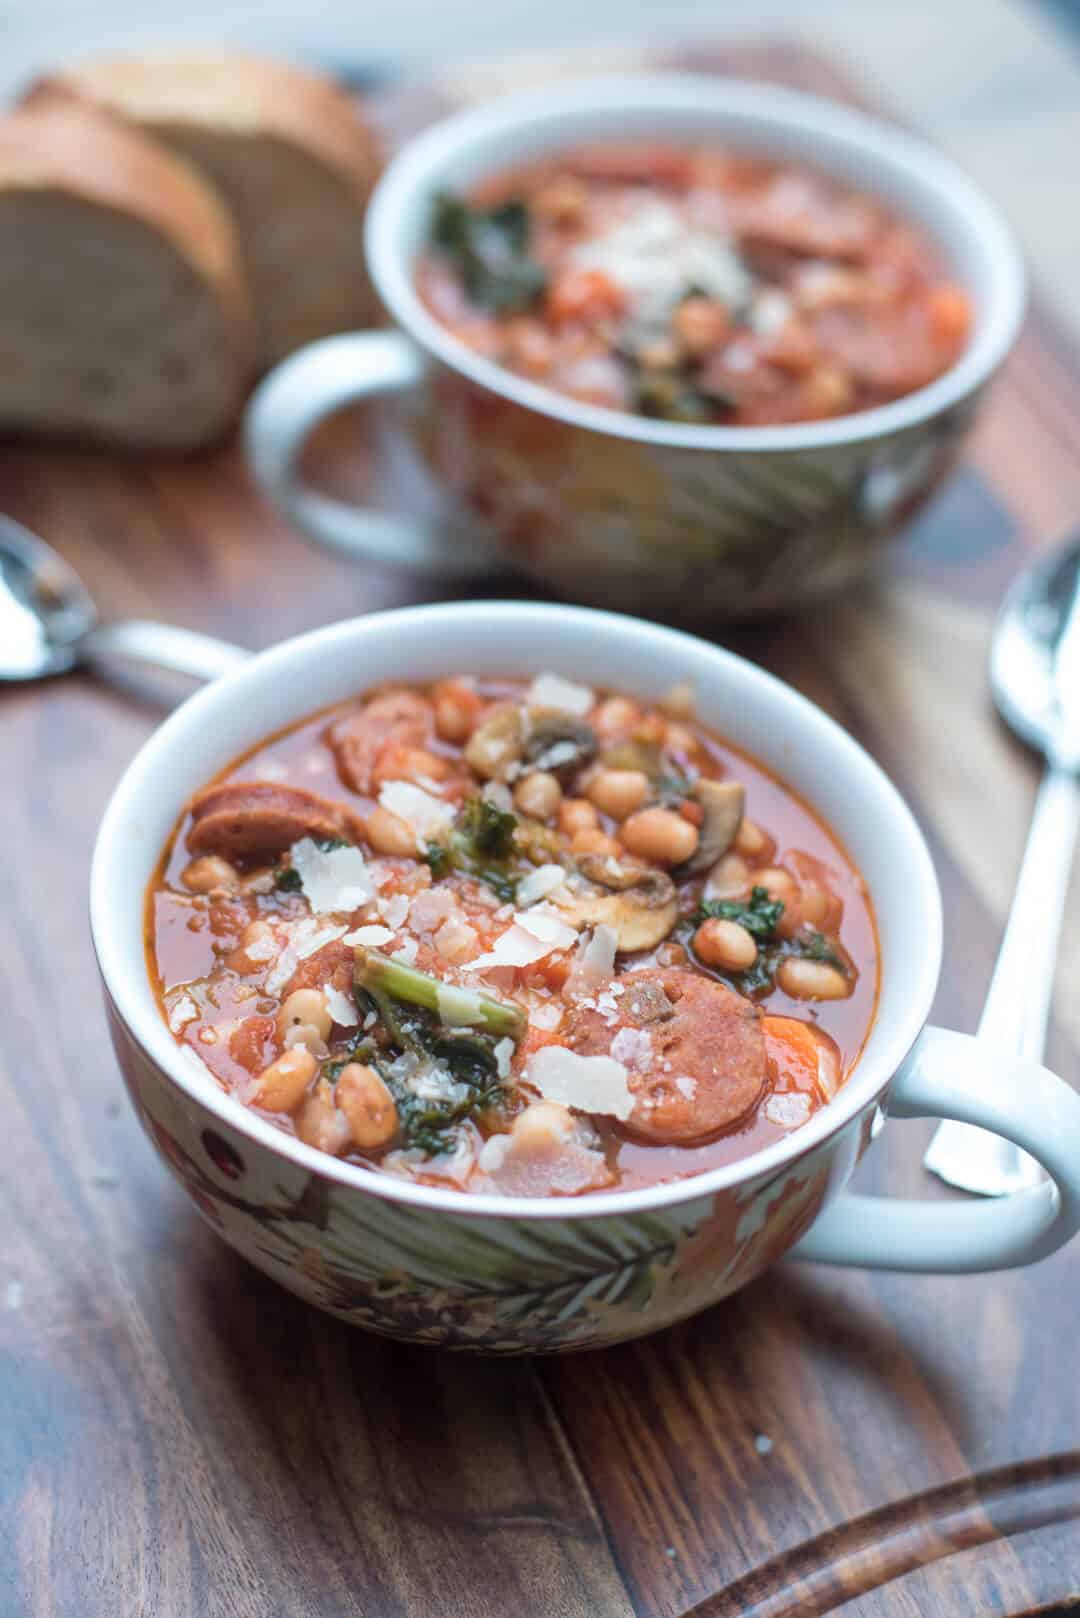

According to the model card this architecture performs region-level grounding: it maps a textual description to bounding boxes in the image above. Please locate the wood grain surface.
[2,37,1080,1618]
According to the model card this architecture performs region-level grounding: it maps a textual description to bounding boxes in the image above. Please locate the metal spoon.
[924,533,1080,1195]
[0,515,247,683]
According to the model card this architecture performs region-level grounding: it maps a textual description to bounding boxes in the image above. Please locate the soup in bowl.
[92,604,1080,1352]
[246,77,1025,621]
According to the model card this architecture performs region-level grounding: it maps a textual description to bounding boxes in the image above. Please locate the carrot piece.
[762,1015,841,1102]
[928,284,971,349]
[546,267,625,326]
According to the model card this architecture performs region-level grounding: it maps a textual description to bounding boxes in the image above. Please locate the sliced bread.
[55,50,383,368]
[0,87,254,451]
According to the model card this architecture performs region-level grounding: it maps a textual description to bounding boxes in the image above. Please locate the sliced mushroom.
[523,710,597,776]
[464,703,597,783]
[464,703,526,782]
[552,852,678,952]
[677,779,745,876]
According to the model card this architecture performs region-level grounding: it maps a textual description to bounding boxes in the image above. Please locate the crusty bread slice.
[56,50,383,369]
[0,87,254,451]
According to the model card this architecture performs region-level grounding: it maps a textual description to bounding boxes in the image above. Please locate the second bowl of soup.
[246,77,1025,620]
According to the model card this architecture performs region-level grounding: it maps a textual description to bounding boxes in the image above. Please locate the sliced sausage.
[565,967,766,1144]
[329,690,433,795]
[186,781,367,864]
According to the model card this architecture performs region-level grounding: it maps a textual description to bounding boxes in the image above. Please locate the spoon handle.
[81,619,250,683]
[924,763,1080,1194]
[978,763,1080,1058]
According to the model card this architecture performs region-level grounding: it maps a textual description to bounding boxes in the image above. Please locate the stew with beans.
[148,674,878,1197]
[416,141,970,425]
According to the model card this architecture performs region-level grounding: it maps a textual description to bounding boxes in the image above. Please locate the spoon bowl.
[0,516,98,680]
[990,535,1080,767]
[0,515,247,686]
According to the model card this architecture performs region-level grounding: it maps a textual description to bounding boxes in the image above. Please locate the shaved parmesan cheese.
[325,983,358,1027]
[343,924,394,948]
[379,893,410,929]
[514,906,578,951]
[464,924,554,973]
[481,780,514,812]
[464,907,575,974]
[528,1001,563,1031]
[168,993,197,1033]
[567,925,618,995]
[290,838,374,915]
[764,1093,812,1128]
[294,923,347,961]
[526,1045,635,1121]
[514,867,566,919]
[572,200,750,329]
[242,929,277,963]
[478,1133,512,1174]
[409,887,456,932]
[378,780,455,839]
[525,671,594,715]
[494,1037,515,1079]
[609,1026,653,1072]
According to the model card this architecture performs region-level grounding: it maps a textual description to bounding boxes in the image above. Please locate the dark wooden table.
[3,39,1080,1618]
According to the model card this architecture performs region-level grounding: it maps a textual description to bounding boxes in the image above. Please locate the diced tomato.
[546,267,625,326]
[228,1015,278,1075]
[928,284,971,351]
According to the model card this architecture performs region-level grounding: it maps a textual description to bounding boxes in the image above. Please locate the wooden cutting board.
[2,37,1080,1618]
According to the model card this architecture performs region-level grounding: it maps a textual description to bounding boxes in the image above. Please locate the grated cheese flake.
[168,993,198,1033]
[764,1093,812,1129]
[493,1037,515,1079]
[513,905,578,951]
[515,863,567,908]
[290,838,374,916]
[378,780,456,839]
[294,924,348,960]
[325,983,358,1027]
[343,923,395,948]
[525,672,594,716]
[526,1045,635,1121]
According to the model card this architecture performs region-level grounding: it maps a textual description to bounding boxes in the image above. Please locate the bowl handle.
[244,331,501,577]
[794,1025,1080,1271]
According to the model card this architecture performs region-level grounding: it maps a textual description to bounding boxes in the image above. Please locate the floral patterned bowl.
[245,76,1026,623]
[90,604,1080,1352]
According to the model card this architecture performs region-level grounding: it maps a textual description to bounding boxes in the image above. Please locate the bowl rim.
[90,601,943,1222]
[365,73,1026,453]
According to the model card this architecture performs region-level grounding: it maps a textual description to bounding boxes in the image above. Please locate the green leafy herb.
[688,887,849,996]
[799,931,849,974]
[431,191,547,314]
[422,840,452,880]
[694,885,784,940]
[426,793,522,902]
[351,947,521,1154]
[632,367,714,424]
[459,794,517,860]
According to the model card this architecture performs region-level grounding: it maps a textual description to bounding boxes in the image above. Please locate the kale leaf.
[431,191,547,314]
[694,884,784,940]
[424,793,522,902]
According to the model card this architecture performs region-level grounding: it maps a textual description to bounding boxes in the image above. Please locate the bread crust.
[57,49,382,212]
[10,83,254,364]
[51,51,383,364]
[0,91,257,453]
